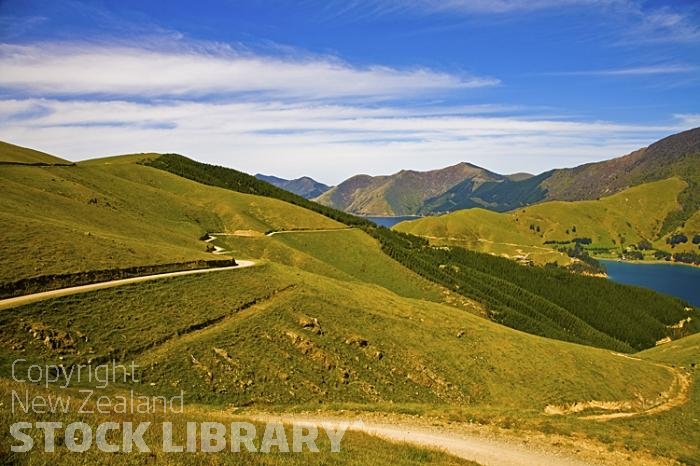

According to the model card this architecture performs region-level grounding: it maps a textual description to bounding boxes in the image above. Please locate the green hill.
[0,262,677,412]
[0,152,342,285]
[2,143,695,353]
[2,142,700,464]
[574,334,700,463]
[144,153,698,352]
[3,262,685,463]
[397,177,695,265]
[0,140,72,165]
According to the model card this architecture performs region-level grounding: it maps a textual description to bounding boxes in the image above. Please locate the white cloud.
[628,8,700,43]
[0,43,497,100]
[0,39,694,185]
[674,114,700,127]
[0,97,685,184]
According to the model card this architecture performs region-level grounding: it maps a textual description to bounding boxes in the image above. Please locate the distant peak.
[507,172,535,182]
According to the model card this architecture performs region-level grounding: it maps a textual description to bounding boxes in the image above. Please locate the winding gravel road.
[0,260,257,311]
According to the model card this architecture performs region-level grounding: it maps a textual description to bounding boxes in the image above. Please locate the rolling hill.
[396,177,698,266]
[2,141,700,464]
[0,147,342,287]
[0,140,73,165]
[145,152,698,352]
[255,173,331,198]
[0,262,677,411]
[2,141,697,352]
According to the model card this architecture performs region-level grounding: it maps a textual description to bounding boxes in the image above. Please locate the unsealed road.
[249,414,599,466]
[0,260,257,310]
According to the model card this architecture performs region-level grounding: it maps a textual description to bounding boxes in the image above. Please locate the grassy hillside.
[429,333,700,465]
[639,332,700,366]
[0,141,72,165]
[1,142,695,352]
[145,153,698,352]
[2,143,699,464]
[559,334,700,464]
[2,262,696,464]
[0,381,473,466]
[212,229,457,304]
[0,263,676,411]
[0,154,342,285]
[397,178,690,264]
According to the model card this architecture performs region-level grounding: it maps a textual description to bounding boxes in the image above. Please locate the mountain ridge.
[255,173,331,198]
[314,162,506,216]
[314,128,700,225]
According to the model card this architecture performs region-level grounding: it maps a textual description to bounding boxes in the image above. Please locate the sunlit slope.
[0,262,674,412]
[0,154,341,284]
[212,229,466,305]
[638,332,700,366]
[0,383,473,466]
[145,152,698,352]
[0,140,72,164]
[582,333,699,463]
[665,209,700,254]
[396,178,687,260]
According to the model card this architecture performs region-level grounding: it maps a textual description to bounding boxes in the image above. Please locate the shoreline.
[596,257,700,269]
[362,215,424,219]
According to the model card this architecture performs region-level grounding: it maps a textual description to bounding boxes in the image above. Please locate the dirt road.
[266,227,354,236]
[248,414,597,466]
[0,260,257,311]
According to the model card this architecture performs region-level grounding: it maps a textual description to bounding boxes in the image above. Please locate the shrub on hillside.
[667,233,688,245]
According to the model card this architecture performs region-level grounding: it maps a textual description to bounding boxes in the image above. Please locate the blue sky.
[0,0,699,183]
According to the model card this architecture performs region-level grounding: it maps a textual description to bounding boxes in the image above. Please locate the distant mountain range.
[313,162,524,216]
[312,128,700,226]
[255,173,331,199]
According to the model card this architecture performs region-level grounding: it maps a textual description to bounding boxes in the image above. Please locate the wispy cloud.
[0,42,497,101]
[334,0,617,15]
[329,0,700,45]
[541,65,697,77]
[0,35,694,184]
[0,15,48,39]
[674,114,700,128]
[622,7,700,44]
[438,0,621,13]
